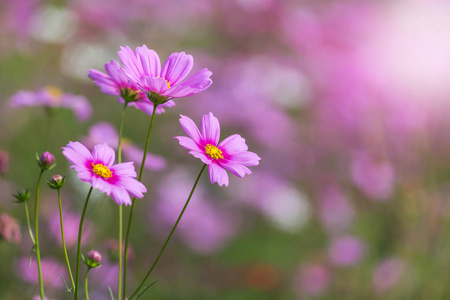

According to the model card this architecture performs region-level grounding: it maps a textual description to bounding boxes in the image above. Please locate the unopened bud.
[46,174,65,190]
[83,250,102,269]
[37,152,56,170]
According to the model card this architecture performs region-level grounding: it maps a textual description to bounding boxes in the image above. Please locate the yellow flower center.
[46,86,63,98]
[205,144,224,160]
[92,163,113,179]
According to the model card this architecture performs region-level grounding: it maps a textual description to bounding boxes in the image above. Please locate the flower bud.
[46,174,65,190]
[12,189,31,203]
[37,152,56,170]
[0,213,21,244]
[83,250,102,269]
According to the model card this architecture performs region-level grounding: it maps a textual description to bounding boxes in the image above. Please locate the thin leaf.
[58,273,73,292]
[136,279,161,299]
[108,286,115,300]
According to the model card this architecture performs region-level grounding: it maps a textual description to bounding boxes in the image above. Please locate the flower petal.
[92,143,115,167]
[228,151,261,166]
[118,45,145,82]
[179,68,212,90]
[218,134,248,155]
[136,45,161,77]
[110,187,132,206]
[119,177,147,199]
[88,69,118,96]
[161,52,193,86]
[174,136,203,152]
[190,151,212,165]
[139,76,170,95]
[91,176,112,195]
[221,161,252,178]
[104,59,128,86]
[179,114,203,144]
[110,162,136,177]
[62,141,93,170]
[208,162,229,187]
[201,112,220,145]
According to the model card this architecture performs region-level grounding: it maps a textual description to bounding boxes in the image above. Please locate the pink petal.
[91,176,112,195]
[179,114,203,144]
[174,136,203,152]
[136,45,161,77]
[179,68,212,90]
[228,151,261,166]
[219,134,248,154]
[110,162,137,177]
[208,162,229,187]
[92,143,116,167]
[104,59,128,85]
[164,85,197,98]
[62,141,93,170]
[139,76,170,95]
[221,162,252,178]
[119,177,147,198]
[160,52,193,86]
[190,150,212,165]
[200,112,220,145]
[110,187,132,206]
[88,69,118,96]
[118,45,144,82]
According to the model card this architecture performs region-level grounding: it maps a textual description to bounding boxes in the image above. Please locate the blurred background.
[1,0,450,299]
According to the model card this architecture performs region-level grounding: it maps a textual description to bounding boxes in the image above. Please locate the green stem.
[129,164,207,300]
[117,103,127,300]
[74,187,93,300]
[123,104,158,300]
[58,188,75,291]
[117,103,128,164]
[34,169,45,300]
[85,268,91,300]
[24,201,35,245]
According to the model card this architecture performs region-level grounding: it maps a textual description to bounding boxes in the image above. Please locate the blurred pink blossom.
[10,86,92,121]
[47,208,93,248]
[294,263,331,296]
[318,185,354,234]
[351,152,395,201]
[328,235,366,267]
[18,257,65,288]
[372,258,404,294]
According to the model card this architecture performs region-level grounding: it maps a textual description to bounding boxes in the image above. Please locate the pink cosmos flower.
[118,45,212,104]
[88,59,175,115]
[10,86,92,121]
[62,141,146,205]
[174,112,260,187]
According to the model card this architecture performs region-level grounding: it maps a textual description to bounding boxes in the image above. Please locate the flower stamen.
[205,144,224,159]
[92,163,113,179]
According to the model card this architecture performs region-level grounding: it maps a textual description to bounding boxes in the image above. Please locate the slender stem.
[118,205,123,300]
[117,103,128,164]
[74,187,93,300]
[129,164,207,300]
[117,103,127,300]
[24,201,35,245]
[34,169,45,300]
[85,268,91,300]
[58,188,75,291]
[123,104,158,300]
